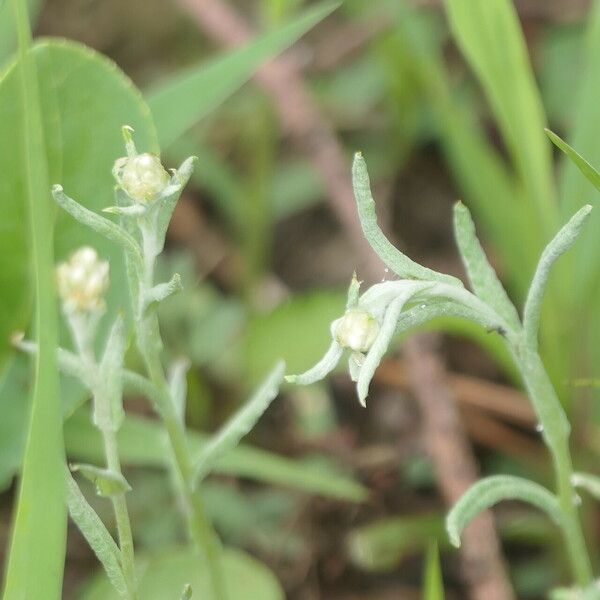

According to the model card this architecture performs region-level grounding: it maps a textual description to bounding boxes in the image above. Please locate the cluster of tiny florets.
[335,309,379,353]
[116,153,170,202]
[56,246,109,313]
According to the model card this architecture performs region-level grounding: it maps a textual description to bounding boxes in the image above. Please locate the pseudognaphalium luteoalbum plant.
[15,127,285,600]
[288,152,600,596]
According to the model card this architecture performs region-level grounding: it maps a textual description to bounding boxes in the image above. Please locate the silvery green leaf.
[453,202,520,331]
[168,357,191,426]
[572,472,600,501]
[144,272,183,312]
[102,204,147,217]
[352,153,463,287]
[180,583,193,600]
[348,352,363,382]
[346,272,361,309]
[193,361,285,485]
[523,205,593,350]
[65,470,128,598]
[52,185,142,266]
[285,340,343,385]
[357,289,415,407]
[95,315,126,432]
[446,475,561,548]
[358,280,433,321]
[71,463,132,498]
[154,156,196,253]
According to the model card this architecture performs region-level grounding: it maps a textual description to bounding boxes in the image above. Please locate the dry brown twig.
[174,1,515,597]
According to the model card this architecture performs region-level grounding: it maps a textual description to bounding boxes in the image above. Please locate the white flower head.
[287,277,435,407]
[114,152,170,202]
[56,246,109,313]
[334,309,379,353]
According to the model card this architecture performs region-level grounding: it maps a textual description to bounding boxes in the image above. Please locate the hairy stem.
[101,427,137,599]
[133,224,226,599]
[515,346,593,586]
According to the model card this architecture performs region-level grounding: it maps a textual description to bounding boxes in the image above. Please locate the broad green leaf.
[446,475,561,548]
[147,0,340,148]
[0,38,157,368]
[0,37,157,509]
[66,471,127,598]
[64,410,367,503]
[244,289,346,385]
[79,547,284,600]
[2,2,64,596]
[194,361,285,484]
[423,542,445,600]
[453,201,520,331]
[444,0,558,236]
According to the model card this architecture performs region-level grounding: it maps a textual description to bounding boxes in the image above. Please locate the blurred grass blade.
[453,201,520,330]
[547,129,600,192]
[66,471,128,598]
[444,0,557,235]
[392,9,534,298]
[446,476,561,548]
[64,411,367,502]
[423,542,445,600]
[3,0,66,597]
[193,361,285,484]
[0,0,41,67]
[147,0,340,147]
[346,514,445,572]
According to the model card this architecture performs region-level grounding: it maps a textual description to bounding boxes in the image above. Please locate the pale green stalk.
[132,217,227,600]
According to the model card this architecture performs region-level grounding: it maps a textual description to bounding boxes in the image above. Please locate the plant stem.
[136,309,227,600]
[515,346,593,587]
[101,427,137,599]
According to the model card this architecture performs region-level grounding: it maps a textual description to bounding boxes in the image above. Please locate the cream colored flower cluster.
[56,246,109,313]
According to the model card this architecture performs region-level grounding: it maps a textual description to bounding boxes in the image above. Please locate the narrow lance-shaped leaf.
[546,129,600,193]
[453,201,520,331]
[285,341,343,386]
[66,470,128,598]
[523,205,593,350]
[3,1,66,596]
[572,472,600,501]
[148,0,341,147]
[423,542,445,600]
[357,289,419,407]
[443,0,558,236]
[446,475,562,548]
[71,463,132,498]
[52,185,143,266]
[96,314,126,432]
[168,357,191,426]
[352,153,463,287]
[193,361,285,485]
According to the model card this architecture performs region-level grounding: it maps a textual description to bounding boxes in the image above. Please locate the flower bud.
[116,153,170,202]
[334,309,379,353]
[56,247,109,313]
